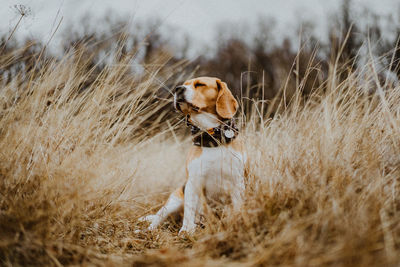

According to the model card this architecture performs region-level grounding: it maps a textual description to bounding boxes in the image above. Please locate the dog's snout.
[173,85,186,112]
[174,85,185,95]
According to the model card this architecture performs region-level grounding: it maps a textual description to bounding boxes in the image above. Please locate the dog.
[140,77,247,234]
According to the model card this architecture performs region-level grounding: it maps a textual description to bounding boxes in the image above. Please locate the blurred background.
[3,2,400,265]
[1,0,400,122]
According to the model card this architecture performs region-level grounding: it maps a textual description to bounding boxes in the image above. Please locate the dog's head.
[174,77,238,129]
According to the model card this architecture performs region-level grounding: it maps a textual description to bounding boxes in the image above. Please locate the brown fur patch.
[186,146,202,166]
[173,186,185,199]
[184,77,220,116]
[215,80,238,119]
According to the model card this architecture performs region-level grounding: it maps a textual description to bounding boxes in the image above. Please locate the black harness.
[186,115,238,147]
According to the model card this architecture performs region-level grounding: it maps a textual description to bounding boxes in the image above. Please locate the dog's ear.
[216,79,238,119]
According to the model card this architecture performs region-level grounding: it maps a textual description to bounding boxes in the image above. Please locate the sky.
[1,0,399,57]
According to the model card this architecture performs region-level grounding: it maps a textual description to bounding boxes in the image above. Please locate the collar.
[186,115,238,147]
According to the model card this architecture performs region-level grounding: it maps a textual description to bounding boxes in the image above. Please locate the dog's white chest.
[187,146,245,198]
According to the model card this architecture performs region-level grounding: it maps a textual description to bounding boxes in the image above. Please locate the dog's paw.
[134,217,157,234]
[134,226,156,234]
[178,225,196,237]
[138,214,156,223]
[136,214,162,233]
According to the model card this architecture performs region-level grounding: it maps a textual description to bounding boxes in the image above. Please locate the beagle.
[141,77,247,234]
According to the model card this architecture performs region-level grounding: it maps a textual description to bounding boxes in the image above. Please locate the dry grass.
[1,43,400,267]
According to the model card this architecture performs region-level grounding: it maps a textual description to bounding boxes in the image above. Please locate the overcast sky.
[1,0,399,57]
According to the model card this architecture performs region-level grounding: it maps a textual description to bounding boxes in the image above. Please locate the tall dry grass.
[1,42,400,266]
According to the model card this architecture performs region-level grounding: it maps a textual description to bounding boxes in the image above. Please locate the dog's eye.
[194,83,206,88]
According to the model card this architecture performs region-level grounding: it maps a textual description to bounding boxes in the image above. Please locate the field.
[1,4,400,264]
[1,41,400,266]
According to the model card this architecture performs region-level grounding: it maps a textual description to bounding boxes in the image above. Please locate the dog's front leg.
[179,178,202,234]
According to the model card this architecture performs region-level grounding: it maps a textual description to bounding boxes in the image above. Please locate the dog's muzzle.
[173,85,186,112]
[173,85,200,113]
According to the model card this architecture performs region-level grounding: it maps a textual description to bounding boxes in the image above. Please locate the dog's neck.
[189,113,220,130]
[186,114,238,147]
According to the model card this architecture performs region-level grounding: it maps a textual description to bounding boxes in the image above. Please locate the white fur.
[141,193,183,230]
[183,85,194,102]
[173,93,178,111]
[190,112,220,129]
[141,144,246,234]
[180,146,246,234]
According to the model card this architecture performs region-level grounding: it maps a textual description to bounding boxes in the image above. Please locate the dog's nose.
[174,85,185,95]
